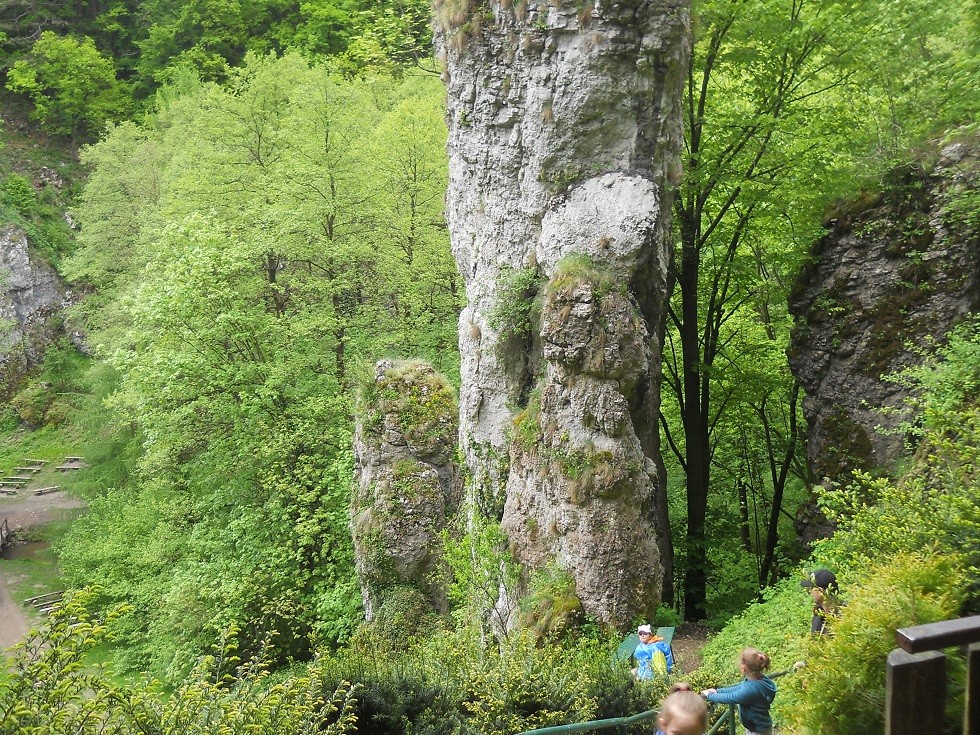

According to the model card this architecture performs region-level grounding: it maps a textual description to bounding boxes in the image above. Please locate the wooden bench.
[0,488,17,496]
[13,466,41,473]
[33,486,61,496]
[613,626,677,670]
[22,458,48,465]
[3,476,32,482]
[26,591,65,615]
[0,481,25,489]
[55,465,81,472]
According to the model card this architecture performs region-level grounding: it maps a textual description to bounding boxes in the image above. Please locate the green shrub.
[2,173,37,215]
[779,553,967,735]
[653,604,682,628]
[373,585,446,643]
[518,563,583,640]
[486,266,540,345]
[10,382,54,426]
[0,589,360,735]
[317,625,652,735]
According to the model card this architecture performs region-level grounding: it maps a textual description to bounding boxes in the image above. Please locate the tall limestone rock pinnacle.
[435,0,690,627]
[351,360,462,623]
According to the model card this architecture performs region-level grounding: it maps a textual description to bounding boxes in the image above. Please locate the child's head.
[739,647,772,678]
[657,688,707,735]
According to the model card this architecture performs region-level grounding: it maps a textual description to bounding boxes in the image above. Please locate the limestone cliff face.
[789,139,980,482]
[436,0,689,626]
[351,360,462,622]
[1,224,80,394]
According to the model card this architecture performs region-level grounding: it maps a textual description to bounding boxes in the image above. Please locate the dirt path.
[0,487,87,651]
[671,621,713,674]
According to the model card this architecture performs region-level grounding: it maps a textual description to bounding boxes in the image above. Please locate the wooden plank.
[64,456,84,461]
[25,591,65,604]
[33,486,61,495]
[897,615,980,653]
[0,489,17,496]
[22,458,48,465]
[55,465,80,471]
[3,476,32,481]
[967,643,980,735]
[886,648,946,735]
[13,467,40,473]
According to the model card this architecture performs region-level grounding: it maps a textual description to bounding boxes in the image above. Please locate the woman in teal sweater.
[701,648,777,735]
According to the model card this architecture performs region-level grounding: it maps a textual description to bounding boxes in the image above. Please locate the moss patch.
[360,361,458,456]
[820,407,874,478]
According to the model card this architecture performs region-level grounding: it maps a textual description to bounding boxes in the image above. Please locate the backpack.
[652,648,669,678]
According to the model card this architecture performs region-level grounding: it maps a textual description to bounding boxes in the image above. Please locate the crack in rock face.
[436,0,690,627]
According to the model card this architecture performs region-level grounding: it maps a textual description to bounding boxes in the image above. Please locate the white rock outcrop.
[437,0,689,626]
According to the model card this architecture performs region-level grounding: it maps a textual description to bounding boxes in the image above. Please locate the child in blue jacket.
[633,624,674,680]
[701,648,776,735]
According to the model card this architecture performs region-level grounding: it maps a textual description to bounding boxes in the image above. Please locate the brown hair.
[658,688,708,730]
[740,647,772,677]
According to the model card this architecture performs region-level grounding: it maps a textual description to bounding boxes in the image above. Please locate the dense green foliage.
[2,0,433,113]
[696,321,980,733]
[661,0,980,620]
[1,0,978,730]
[0,590,361,735]
[43,54,460,679]
[5,32,130,140]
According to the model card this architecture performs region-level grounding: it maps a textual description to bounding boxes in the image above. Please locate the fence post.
[885,649,945,735]
[967,643,980,735]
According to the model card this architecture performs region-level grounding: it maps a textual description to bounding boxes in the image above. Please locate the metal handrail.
[705,704,737,735]
[512,707,660,735]
[512,702,737,735]
[513,667,795,735]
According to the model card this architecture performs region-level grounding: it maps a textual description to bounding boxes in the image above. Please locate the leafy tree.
[5,31,129,140]
[61,54,459,677]
[662,0,978,619]
[131,0,435,92]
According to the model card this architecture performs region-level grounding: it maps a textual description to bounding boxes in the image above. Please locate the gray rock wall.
[436,0,689,626]
[1,224,79,394]
[789,140,980,482]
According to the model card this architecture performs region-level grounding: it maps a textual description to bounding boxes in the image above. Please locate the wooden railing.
[886,614,980,735]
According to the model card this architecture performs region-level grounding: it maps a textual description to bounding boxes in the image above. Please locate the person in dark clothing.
[801,568,841,635]
[702,648,777,735]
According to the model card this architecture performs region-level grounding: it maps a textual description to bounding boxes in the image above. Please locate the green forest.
[0,0,978,733]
